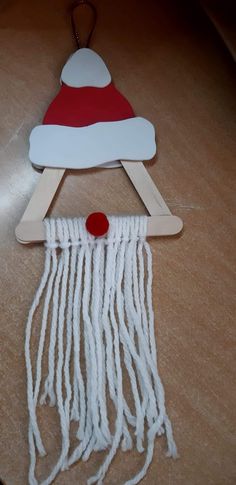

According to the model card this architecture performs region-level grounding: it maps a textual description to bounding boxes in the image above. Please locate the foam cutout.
[61,48,111,88]
[29,48,156,169]
[30,117,156,169]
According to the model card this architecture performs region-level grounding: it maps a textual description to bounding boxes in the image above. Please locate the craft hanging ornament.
[17,2,183,484]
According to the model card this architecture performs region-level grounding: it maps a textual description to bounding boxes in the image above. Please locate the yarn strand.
[25,216,177,485]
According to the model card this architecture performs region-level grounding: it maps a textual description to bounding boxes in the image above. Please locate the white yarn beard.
[25,216,177,485]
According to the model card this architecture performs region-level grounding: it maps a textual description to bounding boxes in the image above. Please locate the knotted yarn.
[25,216,177,485]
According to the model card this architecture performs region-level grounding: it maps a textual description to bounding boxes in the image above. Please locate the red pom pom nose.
[85,212,110,237]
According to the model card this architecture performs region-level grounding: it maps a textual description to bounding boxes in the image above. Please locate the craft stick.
[121,161,171,216]
[21,168,65,222]
[15,215,183,243]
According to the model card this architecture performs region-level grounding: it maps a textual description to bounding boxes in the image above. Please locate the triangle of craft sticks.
[15,162,183,243]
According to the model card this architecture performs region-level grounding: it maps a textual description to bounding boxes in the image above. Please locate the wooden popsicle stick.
[15,215,183,243]
[21,168,65,222]
[121,161,171,216]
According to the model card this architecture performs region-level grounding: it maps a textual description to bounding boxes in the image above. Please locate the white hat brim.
[29,117,156,170]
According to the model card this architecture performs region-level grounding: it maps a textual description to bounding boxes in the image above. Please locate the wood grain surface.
[0,1,235,484]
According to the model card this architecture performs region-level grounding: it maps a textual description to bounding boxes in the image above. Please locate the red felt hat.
[29,49,156,170]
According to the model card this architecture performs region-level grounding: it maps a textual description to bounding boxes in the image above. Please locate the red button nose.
[85,212,109,237]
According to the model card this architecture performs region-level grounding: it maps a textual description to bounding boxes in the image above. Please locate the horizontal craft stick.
[15,215,183,243]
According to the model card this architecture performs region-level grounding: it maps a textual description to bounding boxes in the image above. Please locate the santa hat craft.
[16,2,183,485]
[29,48,156,170]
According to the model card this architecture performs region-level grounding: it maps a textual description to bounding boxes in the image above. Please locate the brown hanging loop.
[71,0,97,49]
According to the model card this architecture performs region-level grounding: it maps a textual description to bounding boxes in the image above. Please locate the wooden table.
[0,0,235,484]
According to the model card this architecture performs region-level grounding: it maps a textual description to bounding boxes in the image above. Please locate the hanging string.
[71,0,97,49]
